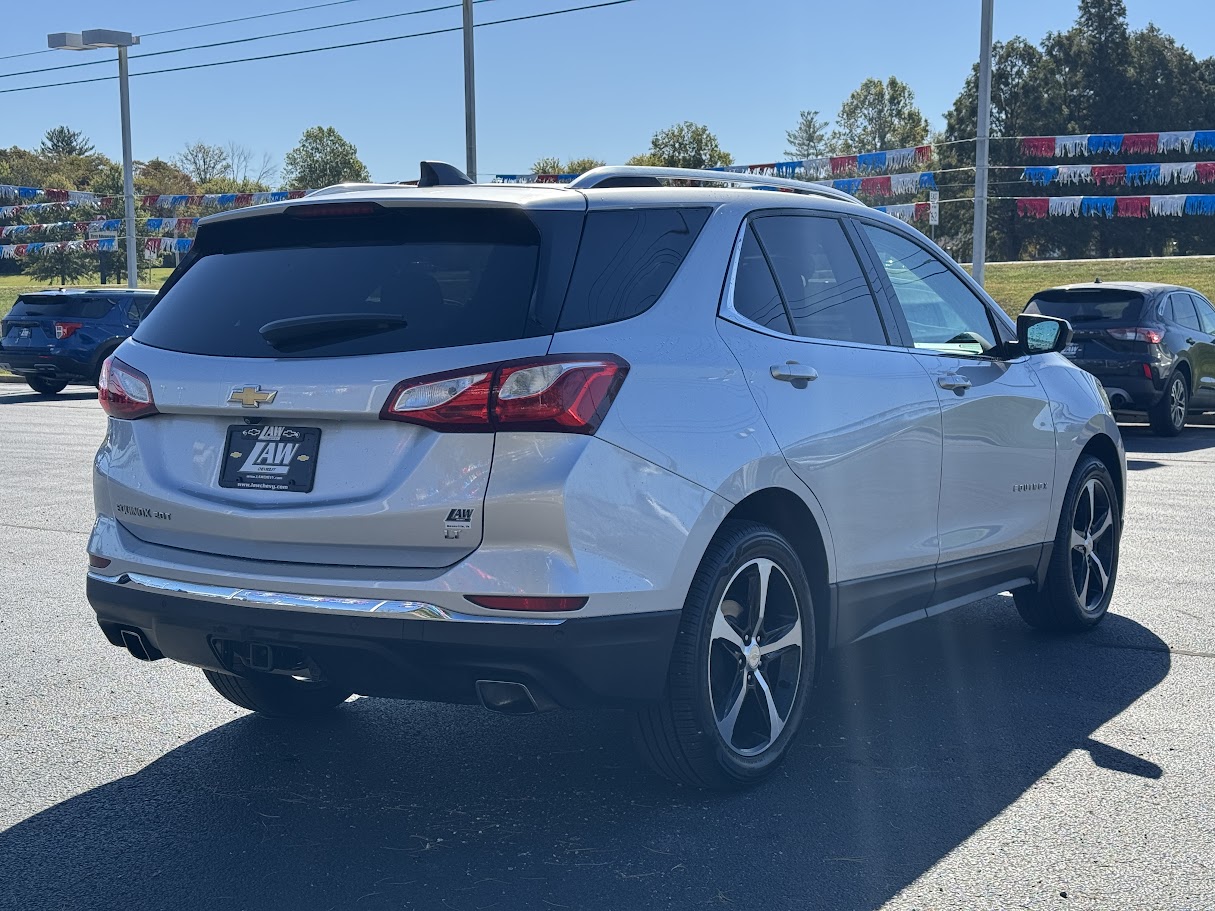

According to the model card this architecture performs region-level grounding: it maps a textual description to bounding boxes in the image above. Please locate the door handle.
[938,373,972,391]
[770,362,819,384]
[1186,338,1198,345]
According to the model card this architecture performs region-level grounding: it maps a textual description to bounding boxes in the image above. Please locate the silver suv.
[87,163,1125,788]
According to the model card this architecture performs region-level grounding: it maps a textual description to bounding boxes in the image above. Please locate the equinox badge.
[228,385,278,408]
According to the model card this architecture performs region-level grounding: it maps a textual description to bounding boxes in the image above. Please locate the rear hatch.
[1,293,116,350]
[1024,288,1153,373]
[102,199,583,569]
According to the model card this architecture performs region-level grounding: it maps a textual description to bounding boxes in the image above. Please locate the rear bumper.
[0,348,92,381]
[87,572,681,709]
[1075,371,1163,411]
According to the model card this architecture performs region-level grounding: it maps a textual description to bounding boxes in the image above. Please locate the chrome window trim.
[88,571,568,625]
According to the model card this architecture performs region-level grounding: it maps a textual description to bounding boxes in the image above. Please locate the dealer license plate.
[1061,343,1080,357]
[219,424,321,493]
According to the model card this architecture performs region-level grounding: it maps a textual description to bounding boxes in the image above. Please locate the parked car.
[86,163,1125,789]
[0,288,158,395]
[1023,282,1215,436]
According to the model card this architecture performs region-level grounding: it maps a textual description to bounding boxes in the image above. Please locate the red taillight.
[1143,363,1154,379]
[98,356,158,419]
[1106,327,1163,344]
[88,554,111,569]
[54,321,82,340]
[465,595,588,612]
[380,356,628,434]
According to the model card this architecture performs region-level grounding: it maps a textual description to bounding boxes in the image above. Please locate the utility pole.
[971,0,994,286]
[462,0,477,182]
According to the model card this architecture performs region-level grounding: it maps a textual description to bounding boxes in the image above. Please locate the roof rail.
[568,166,864,205]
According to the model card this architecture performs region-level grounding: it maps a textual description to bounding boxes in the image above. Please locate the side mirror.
[1017,314,1073,355]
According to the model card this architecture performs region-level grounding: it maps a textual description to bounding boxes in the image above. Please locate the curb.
[0,374,24,384]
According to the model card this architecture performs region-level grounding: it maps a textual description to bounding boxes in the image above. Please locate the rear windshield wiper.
[259,313,407,352]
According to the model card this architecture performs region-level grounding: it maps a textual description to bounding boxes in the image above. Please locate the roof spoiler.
[418,161,475,187]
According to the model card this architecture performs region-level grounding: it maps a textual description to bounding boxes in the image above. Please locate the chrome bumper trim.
[87,571,566,625]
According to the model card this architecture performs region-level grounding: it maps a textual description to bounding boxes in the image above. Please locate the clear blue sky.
[3,0,1213,183]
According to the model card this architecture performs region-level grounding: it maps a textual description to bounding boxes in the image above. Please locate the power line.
[0,0,640,96]
[0,0,379,63]
[0,0,503,81]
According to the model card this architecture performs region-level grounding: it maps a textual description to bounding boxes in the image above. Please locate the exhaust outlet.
[119,628,160,662]
[476,680,539,715]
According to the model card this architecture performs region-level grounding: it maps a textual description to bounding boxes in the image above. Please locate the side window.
[730,225,794,334]
[126,299,145,321]
[862,224,998,357]
[750,216,887,345]
[557,207,711,331]
[1188,294,1215,334]
[1159,296,1174,322]
[1171,293,1201,332]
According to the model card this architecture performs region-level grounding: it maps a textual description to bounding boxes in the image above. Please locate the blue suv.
[0,288,157,395]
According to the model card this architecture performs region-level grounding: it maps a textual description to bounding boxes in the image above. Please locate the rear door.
[857,222,1057,601]
[103,201,582,569]
[1179,293,1215,406]
[716,212,943,641]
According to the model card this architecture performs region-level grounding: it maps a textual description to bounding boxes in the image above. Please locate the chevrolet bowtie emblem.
[228,385,278,408]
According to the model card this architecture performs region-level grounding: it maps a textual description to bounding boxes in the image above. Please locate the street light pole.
[117,45,138,288]
[48,29,141,288]
[462,0,477,181]
[971,0,995,286]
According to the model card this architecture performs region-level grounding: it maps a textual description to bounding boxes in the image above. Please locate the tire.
[1149,372,1188,436]
[26,376,69,396]
[1014,456,1120,632]
[203,669,353,719]
[632,520,816,789]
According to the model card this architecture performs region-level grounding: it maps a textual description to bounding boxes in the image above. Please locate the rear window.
[136,206,579,358]
[7,295,116,320]
[1024,290,1147,322]
[556,207,711,331]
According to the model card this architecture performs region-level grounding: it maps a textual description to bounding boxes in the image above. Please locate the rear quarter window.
[556,207,711,331]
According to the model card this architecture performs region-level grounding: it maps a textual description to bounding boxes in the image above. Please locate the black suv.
[1024,282,1215,436]
[0,288,157,395]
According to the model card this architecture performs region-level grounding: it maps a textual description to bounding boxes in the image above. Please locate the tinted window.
[138,207,576,358]
[1025,291,1147,322]
[7,295,115,320]
[730,226,793,334]
[1171,293,1201,332]
[1192,294,1215,334]
[750,216,887,345]
[558,207,710,331]
[863,225,997,356]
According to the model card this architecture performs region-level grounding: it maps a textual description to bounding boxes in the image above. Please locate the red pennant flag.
[175,217,194,232]
[14,244,28,256]
[830,155,858,175]
[287,190,306,199]
[75,222,90,233]
[1196,162,1215,184]
[1092,165,1127,185]
[1115,196,1150,218]
[1021,137,1057,157]
[234,194,253,207]
[100,197,116,207]
[83,239,99,252]
[186,195,204,206]
[141,195,159,208]
[860,176,892,196]
[1017,198,1050,218]
[44,188,69,202]
[1121,134,1159,155]
[915,145,933,164]
[915,202,932,220]
[144,237,160,254]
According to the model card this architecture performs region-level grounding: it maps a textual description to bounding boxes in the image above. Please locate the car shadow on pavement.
[0,599,1169,911]
[0,391,97,405]
[1119,423,1215,455]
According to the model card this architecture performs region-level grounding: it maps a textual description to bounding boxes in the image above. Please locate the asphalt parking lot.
[0,386,1212,911]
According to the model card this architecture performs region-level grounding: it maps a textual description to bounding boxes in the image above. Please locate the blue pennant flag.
[834,178,863,195]
[918,172,937,189]
[1184,195,1215,216]
[1081,197,1116,217]
[856,152,887,173]
[1087,135,1124,155]
[1193,132,1215,153]
[1125,164,1161,186]
[1022,167,1058,186]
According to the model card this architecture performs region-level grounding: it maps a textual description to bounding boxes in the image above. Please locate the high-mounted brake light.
[54,321,82,340]
[285,202,383,218]
[98,356,158,420]
[465,595,588,612]
[380,355,628,434]
[1106,327,1163,344]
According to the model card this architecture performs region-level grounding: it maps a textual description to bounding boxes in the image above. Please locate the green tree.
[39,126,95,159]
[281,126,370,189]
[21,223,95,286]
[135,159,197,196]
[831,77,929,153]
[564,157,605,174]
[531,156,564,175]
[785,110,830,159]
[633,122,733,169]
